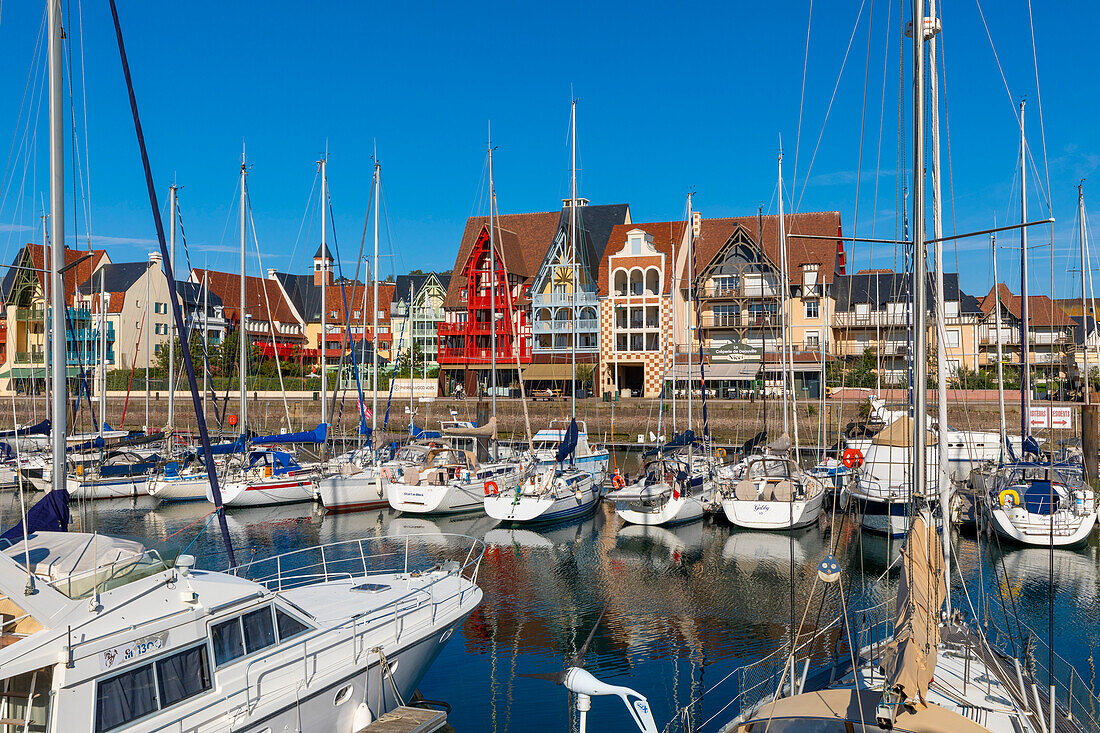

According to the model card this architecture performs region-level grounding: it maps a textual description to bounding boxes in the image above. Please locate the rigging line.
[63,0,88,250]
[1026,0,1052,212]
[973,0,1020,125]
[0,7,46,224]
[288,166,320,270]
[75,0,92,249]
[852,0,875,241]
[790,0,813,197]
[869,0,891,246]
[794,0,870,214]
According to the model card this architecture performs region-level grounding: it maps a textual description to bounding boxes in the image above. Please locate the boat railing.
[227,533,485,594]
[665,598,893,732]
[988,618,1100,731]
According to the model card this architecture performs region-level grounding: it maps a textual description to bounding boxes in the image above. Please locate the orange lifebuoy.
[842,448,864,469]
[611,471,626,490]
[484,480,499,496]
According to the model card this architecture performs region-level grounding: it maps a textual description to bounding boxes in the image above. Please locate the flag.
[358,396,373,421]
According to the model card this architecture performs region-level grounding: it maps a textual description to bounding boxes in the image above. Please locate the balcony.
[14,352,44,364]
[699,313,780,329]
[438,341,531,364]
[533,318,599,335]
[15,308,44,322]
[833,311,913,328]
[532,292,598,309]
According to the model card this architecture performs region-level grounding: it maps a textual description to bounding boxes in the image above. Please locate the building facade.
[390,272,450,371]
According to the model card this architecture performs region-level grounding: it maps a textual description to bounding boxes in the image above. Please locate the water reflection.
[4,488,1098,732]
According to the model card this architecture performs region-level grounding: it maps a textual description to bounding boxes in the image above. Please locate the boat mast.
[1019,101,1030,439]
[48,0,65,490]
[41,213,50,417]
[992,235,1008,460]
[1080,184,1091,406]
[168,183,177,439]
[372,159,380,452]
[320,155,328,427]
[202,273,209,420]
[145,247,151,430]
[570,99,577,420]
[926,0,950,615]
[239,151,248,435]
[98,260,105,439]
[687,193,694,437]
[487,128,498,458]
[777,148,798,451]
[910,0,929,530]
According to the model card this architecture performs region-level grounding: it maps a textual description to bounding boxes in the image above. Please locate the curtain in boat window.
[212,617,244,666]
[242,607,276,653]
[95,663,157,732]
[276,607,310,640]
[157,645,211,708]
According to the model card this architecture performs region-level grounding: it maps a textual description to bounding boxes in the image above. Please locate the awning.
[763,360,826,373]
[670,362,760,381]
[523,362,576,381]
[258,342,300,358]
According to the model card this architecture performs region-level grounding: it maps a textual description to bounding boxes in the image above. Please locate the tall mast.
[168,184,177,436]
[320,155,328,426]
[98,264,105,438]
[570,99,578,420]
[1080,185,1091,406]
[686,193,694,434]
[992,235,1007,460]
[777,149,793,440]
[145,250,150,429]
[202,274,209,420]
[487,128,498,455]
[41,213,50,417]
[910,0,929,527]
[926,0,950,614]
[372,159,380,449]
[48,0,66,491]
[1019,101,1030,438]
[239,151,248,434]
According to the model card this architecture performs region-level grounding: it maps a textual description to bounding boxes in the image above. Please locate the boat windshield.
[48,551,168,600]
[746,458,792,479]
[430,450,466,468]
[396,447,428,465]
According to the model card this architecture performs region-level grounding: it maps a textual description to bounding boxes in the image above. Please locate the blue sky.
[1,1,1098,301]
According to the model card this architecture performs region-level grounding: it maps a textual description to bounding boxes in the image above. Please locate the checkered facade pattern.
[598,295,673,398]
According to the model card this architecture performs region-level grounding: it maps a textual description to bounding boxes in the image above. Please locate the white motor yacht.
[0,530,482,732]
[531,419,610,484]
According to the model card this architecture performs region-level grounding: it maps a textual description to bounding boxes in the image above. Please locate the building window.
[805,300,820,319]
[712,275,738,295]
[460,289,467,301]
[805,330,820,348]
[946,329,961,348]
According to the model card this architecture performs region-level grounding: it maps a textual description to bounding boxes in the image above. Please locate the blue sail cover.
[208,435,248,455]
[410,423,441,440]
[643,429,697,458]
[0,420,50,439]
[251,423,328,445]
[556,418,580,464]
[1022,435,1042,457]
[0,488,70,543]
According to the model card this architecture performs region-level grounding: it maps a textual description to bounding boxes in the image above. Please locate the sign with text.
[1028,406,1073,430]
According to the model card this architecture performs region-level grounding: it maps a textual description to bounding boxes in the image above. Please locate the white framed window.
[805,300,820,319]
[946,329,961,348]
[805,330,820,347]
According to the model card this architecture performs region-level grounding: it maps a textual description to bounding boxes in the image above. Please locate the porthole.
[334,684,354,706]
[440,628,454,643]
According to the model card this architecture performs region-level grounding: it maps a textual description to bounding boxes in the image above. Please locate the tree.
[392,340,427,378]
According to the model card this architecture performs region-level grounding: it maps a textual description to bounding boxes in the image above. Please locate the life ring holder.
[611,472,626,490]
[842,448,864,469]
[484,480,499,497]
[998,488,1021,508]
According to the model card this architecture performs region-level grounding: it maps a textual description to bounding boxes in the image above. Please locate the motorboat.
[0,529,482,732]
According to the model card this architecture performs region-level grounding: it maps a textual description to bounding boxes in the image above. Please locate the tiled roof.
[695,211,844,285]
[2,243,109,304]
[833,271,963,311]
[321,282,395,324]
[597,221,687,297]
[443,211,562,308]
[980,283,1075,327]
[191,268,300,326]
[78,261,148,295]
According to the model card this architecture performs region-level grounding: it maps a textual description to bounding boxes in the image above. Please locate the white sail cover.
[882,513,945,708]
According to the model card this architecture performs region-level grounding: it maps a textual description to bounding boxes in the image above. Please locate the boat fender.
[998,488,1020,507]
[716,447,726,460]
[381,467,392,480]
[574,489,583,502]
[611,471,626,490]
[842,448,864,469]
[484,480,499,496]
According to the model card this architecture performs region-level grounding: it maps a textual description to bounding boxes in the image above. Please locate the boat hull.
[990,507,1097,548]
[388,481,486,515]
[319,470,388,512]
[484,474,599,523]
[214,475,317,507]
[146,475,211,502]
[721,489,824,531]
[66,476,148,500]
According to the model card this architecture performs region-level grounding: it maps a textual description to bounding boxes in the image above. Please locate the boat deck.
[357,705,447,732]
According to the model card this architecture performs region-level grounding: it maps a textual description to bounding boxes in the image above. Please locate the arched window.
[644,267,660,296]
[536,307,552,323]
[613,269,628,296]
[629,268,644,296]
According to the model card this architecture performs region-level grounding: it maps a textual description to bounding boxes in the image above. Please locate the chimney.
[267,268,278,279]
[149,251,162,266]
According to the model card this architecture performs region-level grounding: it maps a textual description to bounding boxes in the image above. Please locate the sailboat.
[718,153,826,531]
[609,195,717,526]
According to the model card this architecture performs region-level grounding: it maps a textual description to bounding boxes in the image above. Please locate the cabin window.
[156,645,212,708]
[276,607,309,640]
[95,664,158,731]
[242,608,277,653]
[94,644,212,732]
[212,617,245,666]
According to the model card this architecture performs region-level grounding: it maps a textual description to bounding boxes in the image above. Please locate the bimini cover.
[0,489,70,543]
[443,417,497,438]
[247,451,301,475]
[208,435,248,455]
[1023,481,1059,515]
[1,532,145,583]
[252,423,328,445]
[872,416,938,447]
[643,429,696,458]
[882,513,945,708]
